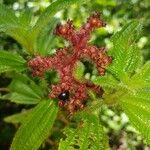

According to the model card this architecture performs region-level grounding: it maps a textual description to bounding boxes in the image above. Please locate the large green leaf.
[91,20,150,145]
[92,21,150,145]
[120,94,150,144]
[59,113,109,150]
[108,21,142,80]
[0,50,26,73]
[120,63,150,144]
[92,22,143,97]
[11,100,58,150]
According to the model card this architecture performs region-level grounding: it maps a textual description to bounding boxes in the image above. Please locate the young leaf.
[11,100,58,150]
[120,95,150,144]
[59,113,109,150]
[0,50,26,73]
[108,21,142,80]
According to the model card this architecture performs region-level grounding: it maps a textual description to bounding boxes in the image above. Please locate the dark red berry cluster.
[28,12,112,114]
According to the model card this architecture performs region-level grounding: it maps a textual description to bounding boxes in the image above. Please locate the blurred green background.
[0,0,150,149]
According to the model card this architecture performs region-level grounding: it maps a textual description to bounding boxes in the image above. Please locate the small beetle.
[58,90,69,101]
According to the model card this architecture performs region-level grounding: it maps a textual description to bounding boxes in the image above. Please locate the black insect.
[58,90,69,101]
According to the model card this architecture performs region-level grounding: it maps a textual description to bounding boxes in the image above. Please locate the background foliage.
[0,0,150,149]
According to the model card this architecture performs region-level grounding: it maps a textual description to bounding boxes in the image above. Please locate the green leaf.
[92,73,118,89]
[0,5,35,53]
[2,74,45,104]
[2,25,34,53]
[96,0,116,6]
[36,18,59,56]
[4,109,32,124]
[10,74,46,98]
[73,61,85,80]
[32,0,88,36]
[1,1,88,53]
[9,81,41,100]
[108,21,142,80]
[19,9,32,28]
[11,100,58,150]
[133,88,150,101]
[31,0,89,51]
[0,50,26,73]
[128,61,150,89]
[0,4,18,25]
[120,95,150,144]
[59,113,109,150]
[2,93,41,104]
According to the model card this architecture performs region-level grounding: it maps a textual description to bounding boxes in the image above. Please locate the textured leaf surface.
[95,21,150,144]
[120,94,150,144]
[59,113,109,150]
[19,9,32,27]
[36,18,59,55]
[0,50,26,73]
[11,100,58,150]
[0,4,18,25]
[108,21,142,80]
[91,21,149,145]
[31,0,89,41]
[128,61,150,89]
[92,73,118,89]
[120,62,150,143]
[0,5,33,52]
[30,0,89,52]
[132,88,150,101]
[2,74,45,104]
[1,1,88,53]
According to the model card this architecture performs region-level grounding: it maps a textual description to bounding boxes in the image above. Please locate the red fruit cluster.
[28,12,112,114]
